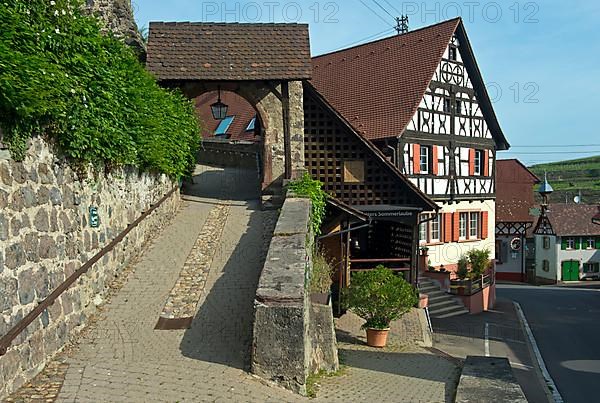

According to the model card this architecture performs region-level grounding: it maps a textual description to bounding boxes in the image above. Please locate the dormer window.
[245,117,256,132]
[215,116,234,136]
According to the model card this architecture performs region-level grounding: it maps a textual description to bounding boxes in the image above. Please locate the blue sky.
[133,0,600,166]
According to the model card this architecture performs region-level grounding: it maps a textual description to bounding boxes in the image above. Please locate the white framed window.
[419,221,427,244]
[587,237,595,249]
[474,150,484,176]
[566,238,575,250]
[431,214,441,242]
[420,145,430,174]
[469,212,480,239]
[459,212,468,239]
[456,100,462,115]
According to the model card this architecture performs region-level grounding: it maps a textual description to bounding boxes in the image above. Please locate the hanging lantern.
[210,86,228,120]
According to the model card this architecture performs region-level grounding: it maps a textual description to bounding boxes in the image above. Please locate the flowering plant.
[0,0,200,178]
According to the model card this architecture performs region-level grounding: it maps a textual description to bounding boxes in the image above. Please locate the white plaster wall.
[556,236,600,279]
[534,235,558,281]
[425,199,495,267]
[496,235,524,274]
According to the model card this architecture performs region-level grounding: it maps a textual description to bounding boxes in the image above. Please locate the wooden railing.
[349,258,411,272]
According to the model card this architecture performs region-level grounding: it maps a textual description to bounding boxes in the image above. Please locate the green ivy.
[287,173,327,236]
[0,0,200,178]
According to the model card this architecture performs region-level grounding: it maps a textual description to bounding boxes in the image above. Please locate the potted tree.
[467,249,491,279]
[342,266,418,348]
[455,255,470,295]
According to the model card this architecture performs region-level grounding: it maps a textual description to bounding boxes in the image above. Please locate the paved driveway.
[6,165,460,403]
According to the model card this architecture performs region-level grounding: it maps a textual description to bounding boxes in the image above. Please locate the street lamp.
[210,86,228,120]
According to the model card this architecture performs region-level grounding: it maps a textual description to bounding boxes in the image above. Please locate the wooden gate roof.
[146,22,312,81]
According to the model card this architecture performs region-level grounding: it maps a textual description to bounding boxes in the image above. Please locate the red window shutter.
[484,150,490,177]
[413,144,420,174]
[444,213,453,242]
[452,212,460,242]
[481,211,489,239]
[468,149,475,176]
[432,146,439,175]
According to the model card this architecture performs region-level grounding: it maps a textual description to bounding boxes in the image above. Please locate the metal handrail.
[0,186,178,356]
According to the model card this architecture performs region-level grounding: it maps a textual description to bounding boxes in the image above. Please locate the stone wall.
[251,194,338,395]
[85,0,146,58]
[0,136,180,398]
[197,139,260,171]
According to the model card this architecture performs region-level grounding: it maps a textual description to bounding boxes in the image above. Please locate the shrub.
[287,173,327,235]
[342,266,418,330]
[467,248,491,278]
[310,249,335,294]
[456,255,470,280]
[0,0,200,178]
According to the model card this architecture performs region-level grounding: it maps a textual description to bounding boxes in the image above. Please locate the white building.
[534,204,600,282]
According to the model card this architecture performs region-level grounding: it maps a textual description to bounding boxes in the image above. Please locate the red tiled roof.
[147,22,311,81]
[311,18,508,149]
[496,159,540,222]
[547,204,600,236]
[311,19,460,141]
[195,92,258,142]
[305,82,438,212]
[593,208,600,225]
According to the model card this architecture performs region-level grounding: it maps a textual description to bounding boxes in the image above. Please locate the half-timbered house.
[311,18,510,271]
[495,159,540,282]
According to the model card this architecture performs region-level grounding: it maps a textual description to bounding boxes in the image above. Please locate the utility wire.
[382,0,402,15]
[371,0,396,20]
[326,27,395,53]
[356,0,396,26]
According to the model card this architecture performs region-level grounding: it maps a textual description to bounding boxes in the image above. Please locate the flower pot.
[366,328,390,348]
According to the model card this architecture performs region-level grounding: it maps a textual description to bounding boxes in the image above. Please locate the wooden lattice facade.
[303,87,432,209]
[304,85,435,288]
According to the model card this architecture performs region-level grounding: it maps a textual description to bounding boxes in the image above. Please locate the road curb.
[513,301,563,403]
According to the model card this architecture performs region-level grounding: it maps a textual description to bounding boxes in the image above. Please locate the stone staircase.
[419,276,469,319]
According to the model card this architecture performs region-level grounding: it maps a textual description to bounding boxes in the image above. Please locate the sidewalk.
[431,298,551,403]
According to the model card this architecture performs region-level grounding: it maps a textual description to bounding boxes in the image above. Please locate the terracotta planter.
[366,328,390,348]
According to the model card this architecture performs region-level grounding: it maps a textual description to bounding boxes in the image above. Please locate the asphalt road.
[498,283,600,403]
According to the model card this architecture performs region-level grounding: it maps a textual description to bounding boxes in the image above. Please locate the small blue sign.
[89,206,99,228]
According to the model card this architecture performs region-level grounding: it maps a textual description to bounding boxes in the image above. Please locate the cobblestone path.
[5,166,459,402]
